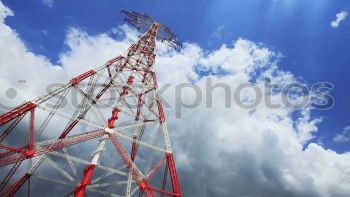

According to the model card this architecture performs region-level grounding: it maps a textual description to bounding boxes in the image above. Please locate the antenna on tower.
[121,10,182,49]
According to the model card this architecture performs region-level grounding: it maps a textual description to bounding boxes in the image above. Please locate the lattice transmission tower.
[0,10,182,197]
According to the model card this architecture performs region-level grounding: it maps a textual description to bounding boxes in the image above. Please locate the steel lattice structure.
[0,10,182,197]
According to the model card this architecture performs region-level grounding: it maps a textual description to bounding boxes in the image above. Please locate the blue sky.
[2,0,349,153]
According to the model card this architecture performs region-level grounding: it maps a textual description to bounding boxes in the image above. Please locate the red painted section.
[151,71,158,89]
[135,94,143,121]
[0,102,36,126]
[59,119,79,139]
[157,100,166,122]
[131,140,137,161]
[0,145,26,158]
[140,180,148,190]
[147,185,181,197]
[95,81,113,100]
[0,154,22,167]
[1,173,31,197]
[106,55,123,65]
[25,150,35,158]
[70,70,96,84]
[121,87,129,96]
[0,144,23,153]
[166,153,181,196]
[108,133,156,197]
[0,130,105,167]
[74,164,96,197]
[127,76,135,85]
[29,108,35,151]
[108,108,120,128]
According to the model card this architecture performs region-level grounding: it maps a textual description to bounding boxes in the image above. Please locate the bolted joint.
[28,102,37,108]
[104,128,114,134]
[25,150,35,158]
[139,180,149,190]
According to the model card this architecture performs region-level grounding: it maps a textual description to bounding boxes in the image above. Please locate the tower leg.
[166,153,181,196]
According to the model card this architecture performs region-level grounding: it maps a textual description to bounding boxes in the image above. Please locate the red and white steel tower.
[0,10,182,197]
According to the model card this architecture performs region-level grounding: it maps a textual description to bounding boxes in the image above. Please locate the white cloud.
[42,0,54,8]
[0,0,12,20]
[334,134,350,142]
[331,11,348,28]
[1,1,350,196]
[333,126,350,142]
[0,1,64,110]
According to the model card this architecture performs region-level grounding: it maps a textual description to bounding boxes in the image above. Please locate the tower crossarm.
[121,10,182,49]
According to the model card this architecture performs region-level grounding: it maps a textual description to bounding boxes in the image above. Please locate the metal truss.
[0,10,182,197]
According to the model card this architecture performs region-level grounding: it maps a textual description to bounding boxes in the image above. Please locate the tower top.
[121,10,182,49]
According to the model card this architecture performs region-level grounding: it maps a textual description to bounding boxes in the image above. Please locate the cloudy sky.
[1,0,350,196]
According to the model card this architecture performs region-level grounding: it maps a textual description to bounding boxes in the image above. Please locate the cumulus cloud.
[1,1,350,196]
[331,11,348,28]
[333,126,350,143]
[0,1,64,111]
